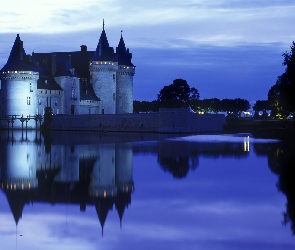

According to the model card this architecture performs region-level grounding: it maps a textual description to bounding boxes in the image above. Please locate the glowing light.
[103,190,106,197]
[243,136,250,152]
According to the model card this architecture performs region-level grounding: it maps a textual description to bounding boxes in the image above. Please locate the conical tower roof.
[94,198,114,236]
[116,32,134,67]
[1,34,37,72]
[91,20,114,61]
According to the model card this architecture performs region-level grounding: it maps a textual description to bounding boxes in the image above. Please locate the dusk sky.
[0,0,294,104]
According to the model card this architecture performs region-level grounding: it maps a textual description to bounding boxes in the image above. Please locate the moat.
[0,131,294,250]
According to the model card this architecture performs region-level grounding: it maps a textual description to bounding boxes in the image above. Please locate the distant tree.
[220,98,250,115]
[190,98,221,113]
[157,79,200,108]
[133,100,159,113]
[268,41,295,118]
[268,74,293,118]
[253,100,270,117]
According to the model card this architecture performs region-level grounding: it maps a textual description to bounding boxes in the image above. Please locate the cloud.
[0,1,293,48]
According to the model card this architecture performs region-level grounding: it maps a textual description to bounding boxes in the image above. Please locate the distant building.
[0,21,135,129]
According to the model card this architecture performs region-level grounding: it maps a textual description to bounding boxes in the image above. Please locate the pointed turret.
[1,34,36,72]
[116,32,134,66]
[94,198,114,236]
[89,20,118,114]
[115,31,135,114]
[91,20,114,61]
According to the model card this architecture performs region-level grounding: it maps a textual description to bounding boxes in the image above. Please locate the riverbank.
[224,117,295,140]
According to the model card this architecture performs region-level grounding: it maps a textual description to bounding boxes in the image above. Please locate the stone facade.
[47,108,226,133]
[0,24,135,129]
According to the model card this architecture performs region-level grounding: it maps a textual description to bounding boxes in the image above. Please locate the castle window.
[38,98,42,105]
[72,88,75,99]
[30,83,33,92]
[55,100,58,106]
[27,97,31,105]
[113,74,115,80]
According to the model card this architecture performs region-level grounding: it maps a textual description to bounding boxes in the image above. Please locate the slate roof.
[116,34,134,67]
[80,80,100,101]
[32,49,93,80]
[91,28,115,61]
[1,34,38,72]
[55,57,80,78]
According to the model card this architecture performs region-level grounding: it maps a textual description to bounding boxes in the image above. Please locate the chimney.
[80,45,87,52]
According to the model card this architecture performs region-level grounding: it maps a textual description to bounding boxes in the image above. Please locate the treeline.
[134,40,295,119]
[134,98,251,114]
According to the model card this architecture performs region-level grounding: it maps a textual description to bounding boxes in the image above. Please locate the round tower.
[0,34,39,129]
[89,21,118,114]
[116,33,135,114]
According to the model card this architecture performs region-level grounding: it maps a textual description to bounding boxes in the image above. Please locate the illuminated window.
[27,97,31,105]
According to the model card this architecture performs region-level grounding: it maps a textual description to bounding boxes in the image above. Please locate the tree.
[220,98,250,115]
[253,100,270,117]
[268,42,295,118]
[157,79,200,108]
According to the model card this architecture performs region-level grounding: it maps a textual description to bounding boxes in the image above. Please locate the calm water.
[0,131,294,250]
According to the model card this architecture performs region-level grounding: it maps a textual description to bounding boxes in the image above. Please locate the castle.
[0,21,135,129]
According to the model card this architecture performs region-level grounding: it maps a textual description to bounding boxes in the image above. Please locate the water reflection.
[269,142,295,235]
[0,131,134,234]
[0,131,294,248]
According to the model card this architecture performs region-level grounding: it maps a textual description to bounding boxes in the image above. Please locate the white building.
[0,22,135,129]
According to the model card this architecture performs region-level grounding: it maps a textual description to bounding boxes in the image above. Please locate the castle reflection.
[0,131,134,234]
[0,131,293,237]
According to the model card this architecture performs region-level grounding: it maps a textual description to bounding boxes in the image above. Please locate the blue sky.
[0,0,294,103]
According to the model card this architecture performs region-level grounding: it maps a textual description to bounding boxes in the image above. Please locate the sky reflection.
[0,131,294,249]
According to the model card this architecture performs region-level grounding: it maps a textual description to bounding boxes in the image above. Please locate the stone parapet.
[48,108,226,133]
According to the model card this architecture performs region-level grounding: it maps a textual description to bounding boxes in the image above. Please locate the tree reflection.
[158,141,198,178]
[259,140,295,235]
[276,143,295,235]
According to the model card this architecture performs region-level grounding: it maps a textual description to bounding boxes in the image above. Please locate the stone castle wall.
[116,67,135,114]
[48,108,226,133]
[90,63,118,114]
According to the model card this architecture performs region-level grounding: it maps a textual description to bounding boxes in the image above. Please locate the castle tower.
[53,56,80,115]
[0,34,39,129]
[0,131,38,192]
[115,32,135,114]
[89,21,118,114]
